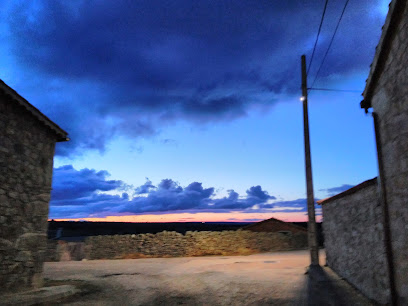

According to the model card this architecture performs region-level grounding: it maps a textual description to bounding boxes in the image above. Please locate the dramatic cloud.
[51,165,125,203]
[134,178,156,194]
[118,180,216,213]
[319,184,355,197]
[213,186,275,210]
[2,0,386,155]
[49,165,304,219]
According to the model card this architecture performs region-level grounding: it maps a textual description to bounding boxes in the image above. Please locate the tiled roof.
[361,0,406,110]
[0,80,69,142]
[244,217,307,233]
[317,177,377,205]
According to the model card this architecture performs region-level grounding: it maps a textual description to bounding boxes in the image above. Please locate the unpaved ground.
[43,250,318,305]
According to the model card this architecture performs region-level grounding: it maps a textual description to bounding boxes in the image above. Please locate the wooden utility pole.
[301,55,319,266]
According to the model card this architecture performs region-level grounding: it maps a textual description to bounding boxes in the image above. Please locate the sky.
[0,0,390,222]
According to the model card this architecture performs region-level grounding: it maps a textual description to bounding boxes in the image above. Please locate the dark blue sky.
[0,0,389,221]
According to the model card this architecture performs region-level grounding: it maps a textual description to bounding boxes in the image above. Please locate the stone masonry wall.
[322,182,390,304]
[370,2,408,303]
[80,230,307,260]
[0,93,56,293]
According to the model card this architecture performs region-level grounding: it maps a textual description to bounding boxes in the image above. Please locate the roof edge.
[362,0,406,110]
[243,217,308,232]
[317,177,377,205]
[0,80,69,142]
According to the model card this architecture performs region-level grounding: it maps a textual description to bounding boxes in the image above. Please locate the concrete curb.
[1,285,79,306]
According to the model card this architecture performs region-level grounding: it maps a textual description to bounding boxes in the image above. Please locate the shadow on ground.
[306,265,373,306]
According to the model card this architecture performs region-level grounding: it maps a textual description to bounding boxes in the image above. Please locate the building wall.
[370,2,408,303]
[81,230,307,260]
[0,93,56,292]
[322,182,390,304]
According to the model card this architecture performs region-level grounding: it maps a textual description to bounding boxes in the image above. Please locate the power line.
[308,87,361,93]
[307,0,329,76]
[310,0,350,89]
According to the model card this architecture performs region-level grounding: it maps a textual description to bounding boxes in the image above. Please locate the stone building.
[318,178,390,304]
[0,80,68,292]
[320,0,408,304]
[360,0,408,304]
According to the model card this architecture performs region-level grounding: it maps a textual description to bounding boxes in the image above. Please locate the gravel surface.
[43,250,316,305]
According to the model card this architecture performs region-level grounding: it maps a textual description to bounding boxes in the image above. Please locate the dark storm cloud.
[319,184,355,196]
[49,165,283,218]
[246,185,274,202]
[134,178,156,194]
[119,180,216,213]
[210,186,275,210]
[51,165,124,203]
[5,0,386,155]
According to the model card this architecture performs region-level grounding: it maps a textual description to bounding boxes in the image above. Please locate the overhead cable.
[307,0,329,75]
[310,0,350,89]
[308,87,361,93]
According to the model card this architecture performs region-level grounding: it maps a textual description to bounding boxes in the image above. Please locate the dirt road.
[43,250,315,305]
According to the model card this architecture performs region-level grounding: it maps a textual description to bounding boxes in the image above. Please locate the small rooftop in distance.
[0,79,69,142]
[317,177,377,205]
[244,217,308,232]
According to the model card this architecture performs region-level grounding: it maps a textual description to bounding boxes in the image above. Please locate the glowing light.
[300,96,306,101]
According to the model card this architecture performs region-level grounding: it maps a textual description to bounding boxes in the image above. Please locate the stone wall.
[322,181,390,304]
[0,92,56,292]
[87,230,307,260]
[370,2,408,303]
[47,230,308,261]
